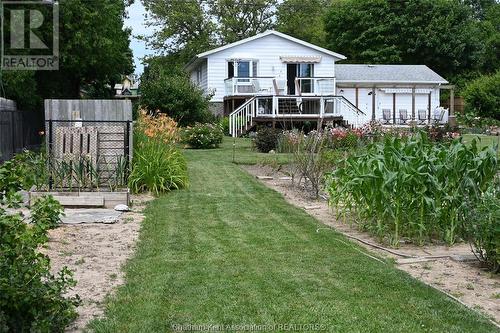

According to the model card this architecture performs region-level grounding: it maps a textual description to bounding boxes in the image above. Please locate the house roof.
[336,64,448,84]
[186,30,346,70]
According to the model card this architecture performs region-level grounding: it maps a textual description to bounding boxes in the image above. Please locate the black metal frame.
[45,119,132,190]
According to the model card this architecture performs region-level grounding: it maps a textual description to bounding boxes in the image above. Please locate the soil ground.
[242,164,500,324]
[42,194,153,332]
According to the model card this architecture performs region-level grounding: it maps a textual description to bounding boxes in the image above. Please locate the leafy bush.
[0,196,79,332]
[182,123,224,149]
[462,184,500,273]
[462,71,500,120]
[0,150,47,199]
[255,127,280,153]
[140,64,213,126]
[326,133,497,246]
[220,116,230,136]
[326,127,364,150]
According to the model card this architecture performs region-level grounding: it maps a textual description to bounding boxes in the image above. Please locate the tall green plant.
[128,134,188,195]
[326,133,497,246]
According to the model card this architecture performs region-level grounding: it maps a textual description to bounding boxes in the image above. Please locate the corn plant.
[326,132,498,246]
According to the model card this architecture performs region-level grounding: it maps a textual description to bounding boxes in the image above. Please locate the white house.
[186,30,450,136]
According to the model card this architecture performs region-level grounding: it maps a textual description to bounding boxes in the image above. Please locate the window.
[297,64,314,93]
[196,67,202,84]
[297,64,313,78]
[228,62,234,78]
[237,61,250,78]
[227,60,257,79]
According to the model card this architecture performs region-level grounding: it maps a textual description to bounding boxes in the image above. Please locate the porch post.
[449,88,455,117]
[411,86,416,120]
[392,93,396,124]
[428,92,432,121]
[355,87,359,107]
[449,87,456,127]
[371,87,376,121]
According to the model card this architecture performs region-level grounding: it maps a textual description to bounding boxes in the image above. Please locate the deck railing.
[229,95,365,137]
[224,77,336,96]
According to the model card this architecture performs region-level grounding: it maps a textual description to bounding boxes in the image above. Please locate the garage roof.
[336,64,448,84]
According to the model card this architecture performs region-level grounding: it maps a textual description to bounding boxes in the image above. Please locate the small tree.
[462,71,500,120]
[140,63,213,126]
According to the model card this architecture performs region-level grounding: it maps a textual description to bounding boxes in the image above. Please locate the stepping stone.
[256,176,273,180]
[61,209,122,224]
[279,176,292,181]
[304,205,322,210]
[396,258,437,265]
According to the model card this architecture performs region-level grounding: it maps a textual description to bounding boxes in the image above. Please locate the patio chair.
[417,109,428,125]
[399,109,409,124]
[382,109,392,124]
[433,107,447,125]
[252,80,271,95]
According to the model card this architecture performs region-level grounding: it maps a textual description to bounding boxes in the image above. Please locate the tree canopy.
[140,59,212,126]
[324,0,493,83]
[2,0,133,110]
[142,0,277,63]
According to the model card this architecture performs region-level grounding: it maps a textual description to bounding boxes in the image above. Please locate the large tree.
[2,0,133,108]
[324,0,488,83]
[142,0,277,64]
[275,0,330,46]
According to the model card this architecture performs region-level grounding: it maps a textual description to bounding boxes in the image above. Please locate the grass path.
[90,139,497,332]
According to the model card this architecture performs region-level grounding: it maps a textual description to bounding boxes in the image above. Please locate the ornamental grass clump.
[326,132,497,247]
[182,123,224,149]
[129,112,188,195]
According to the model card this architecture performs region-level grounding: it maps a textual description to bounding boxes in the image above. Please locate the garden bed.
[243,164,500,324]
[29,188,130,209]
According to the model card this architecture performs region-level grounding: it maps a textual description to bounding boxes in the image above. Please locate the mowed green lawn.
[462,134,500,155]
[90,139,498,332]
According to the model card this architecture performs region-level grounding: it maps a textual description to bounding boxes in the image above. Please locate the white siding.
[190,59,208,93]
[206,34,337,101]
[337,86,442,126]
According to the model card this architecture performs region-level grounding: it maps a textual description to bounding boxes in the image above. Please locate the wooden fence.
[0,98,43,163]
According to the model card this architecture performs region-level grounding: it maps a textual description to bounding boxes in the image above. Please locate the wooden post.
[411,86,416,120]
[355,87,359,107]
[449,88,455,116]
[371,87,376,121]
[428,92,432,121]
[392,93,396,124]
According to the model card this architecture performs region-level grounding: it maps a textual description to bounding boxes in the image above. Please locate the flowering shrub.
[277,130,303,153]
[137,109,179,144]
[325,127,364,149]
[183,123,224,149]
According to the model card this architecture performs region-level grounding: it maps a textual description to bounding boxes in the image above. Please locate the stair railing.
[229,97,256,137]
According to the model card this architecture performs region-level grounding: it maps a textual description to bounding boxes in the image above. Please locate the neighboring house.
[186,30,451,136]
[114,75,141,99]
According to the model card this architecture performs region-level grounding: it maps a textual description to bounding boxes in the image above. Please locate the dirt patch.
[242,164,500,324]
[42,194,153,332]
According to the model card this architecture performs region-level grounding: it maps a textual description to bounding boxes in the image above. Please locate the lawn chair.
[252,80,270,95]
[417,109,428,125]
[433,107,447,125]
[382,109,392,124]
[399,109,409,124]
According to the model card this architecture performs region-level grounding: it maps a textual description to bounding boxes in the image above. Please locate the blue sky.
[125,1,154,75]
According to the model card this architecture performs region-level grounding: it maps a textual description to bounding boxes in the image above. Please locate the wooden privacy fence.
[0,98,43,163]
